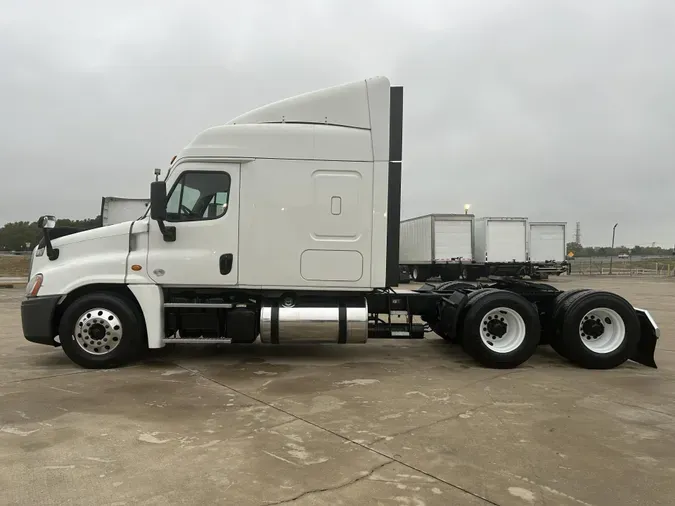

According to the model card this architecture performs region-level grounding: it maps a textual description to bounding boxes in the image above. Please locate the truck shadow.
[143,339,573,370]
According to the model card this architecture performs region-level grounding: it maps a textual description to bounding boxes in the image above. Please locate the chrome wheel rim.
[73,308,123,355]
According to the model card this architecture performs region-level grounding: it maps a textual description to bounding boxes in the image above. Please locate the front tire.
[460,290,540,368]
[58,292,145,369]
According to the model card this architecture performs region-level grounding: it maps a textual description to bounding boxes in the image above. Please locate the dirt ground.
[0,254,30,277]
[1,277,674,505]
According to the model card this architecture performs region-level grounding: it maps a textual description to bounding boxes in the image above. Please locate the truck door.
[146,162,240,287]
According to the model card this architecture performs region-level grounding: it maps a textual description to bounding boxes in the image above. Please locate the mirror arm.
[156,218,176,242]
[43,229,59,261]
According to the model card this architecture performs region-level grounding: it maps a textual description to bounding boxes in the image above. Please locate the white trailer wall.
[474,217,528,263]
[529,222,566,262]
[399,214,474,264]
[432,216,473,261]
[399,215,433,264]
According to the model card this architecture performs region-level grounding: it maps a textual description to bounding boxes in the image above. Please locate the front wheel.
[58,292,146,369]
[460,290,540,369]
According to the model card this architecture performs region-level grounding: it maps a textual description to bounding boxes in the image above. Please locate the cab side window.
[165,171,231,222]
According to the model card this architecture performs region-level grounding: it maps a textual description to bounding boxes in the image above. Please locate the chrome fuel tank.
[260,298,368,344]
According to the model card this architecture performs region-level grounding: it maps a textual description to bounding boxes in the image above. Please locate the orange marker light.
[131,265,142,271]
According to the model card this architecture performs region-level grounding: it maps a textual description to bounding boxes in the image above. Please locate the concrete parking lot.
[1,277,674,505]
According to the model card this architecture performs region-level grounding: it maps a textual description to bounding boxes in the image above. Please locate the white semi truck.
[100,197,150,227]
[21,76,659,371]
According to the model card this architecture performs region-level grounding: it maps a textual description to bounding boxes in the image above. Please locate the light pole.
[609,223,618,275]
[464,204,471,215]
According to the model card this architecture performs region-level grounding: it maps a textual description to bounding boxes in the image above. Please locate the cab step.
[163,337,233,344]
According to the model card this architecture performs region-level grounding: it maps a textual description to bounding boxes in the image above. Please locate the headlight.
[25,273,43,297]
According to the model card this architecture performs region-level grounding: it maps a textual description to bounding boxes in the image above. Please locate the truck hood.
[29,221,140,296]
[51,221,133,247]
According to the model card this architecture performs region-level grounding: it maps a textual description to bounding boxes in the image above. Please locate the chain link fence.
[569,256,675,277]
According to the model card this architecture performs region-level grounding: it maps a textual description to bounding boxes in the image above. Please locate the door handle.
[220,254,233,275]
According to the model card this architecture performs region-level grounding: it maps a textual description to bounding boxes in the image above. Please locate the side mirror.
[37,215,56,229]
[36,215,59,260]
[149,181,176,242]
[150,181,167,221]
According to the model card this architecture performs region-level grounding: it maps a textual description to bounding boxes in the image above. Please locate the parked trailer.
[460,217,530,280]
[100,197,150,226]
[528,221,569,279]
[22,76,659,371]
[399,213,474,282]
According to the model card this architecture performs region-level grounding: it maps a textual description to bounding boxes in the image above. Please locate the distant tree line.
[1,217,673,257]
[566,242,674,258]
[0,217,100,251]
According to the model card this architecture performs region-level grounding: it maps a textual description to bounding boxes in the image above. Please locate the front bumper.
[21,295,61,346]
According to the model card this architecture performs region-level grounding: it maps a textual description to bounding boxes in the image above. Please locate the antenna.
[154,168,161,182]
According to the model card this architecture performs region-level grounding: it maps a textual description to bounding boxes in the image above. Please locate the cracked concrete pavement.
[1,277,675,505]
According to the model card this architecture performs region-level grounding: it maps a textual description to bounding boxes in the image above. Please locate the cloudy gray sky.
[1,0,673,247]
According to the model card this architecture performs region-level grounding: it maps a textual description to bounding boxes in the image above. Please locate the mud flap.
[434,291,469,340]
[632,308,659,368]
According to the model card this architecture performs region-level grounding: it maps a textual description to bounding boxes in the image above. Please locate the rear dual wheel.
[460,289,540,369]
[550,290,639,369]
[548,288,590,357]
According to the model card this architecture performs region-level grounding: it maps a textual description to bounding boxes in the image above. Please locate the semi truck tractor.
[21,76,659,371]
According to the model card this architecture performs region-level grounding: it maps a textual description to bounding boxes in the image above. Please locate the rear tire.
[58,292,145,369]
[460,290,540,368]
[549,289,591,360]
[411,266,429,283]
[461,266,478,281]
[558,291,640,369]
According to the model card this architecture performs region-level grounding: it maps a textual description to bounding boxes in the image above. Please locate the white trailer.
[474,217,528,263]
[457,217,530,280]
[528,222,569,279]
[100,197,150,226]
[529,222,566,262]
[22,76,659,372]
[399,214,474,282]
